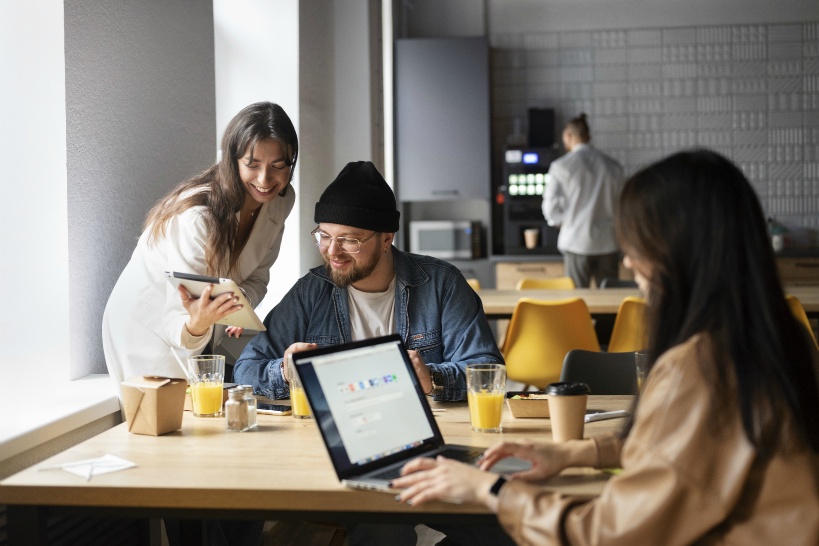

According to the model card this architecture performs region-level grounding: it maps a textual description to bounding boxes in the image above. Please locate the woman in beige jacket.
[394,149,819,545]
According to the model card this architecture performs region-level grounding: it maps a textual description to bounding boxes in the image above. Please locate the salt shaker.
[240,385,257,430]
[225,388,249,432]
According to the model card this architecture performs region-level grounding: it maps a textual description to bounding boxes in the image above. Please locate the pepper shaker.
[225,388,249,432]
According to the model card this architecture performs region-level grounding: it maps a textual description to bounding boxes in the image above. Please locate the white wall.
[298,0,383,272]
[65,0,216,377]
[333,1,377,167]
[0,1,69,380]
[0,0,380,385]
[299,0,337,273]
[213,0,301,317]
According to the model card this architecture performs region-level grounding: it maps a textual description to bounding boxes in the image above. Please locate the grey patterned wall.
[490,22,819,234]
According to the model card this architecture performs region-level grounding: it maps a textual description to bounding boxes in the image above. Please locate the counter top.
[489,251,819,262]
[490,254,563,262]
[774,249,819,258]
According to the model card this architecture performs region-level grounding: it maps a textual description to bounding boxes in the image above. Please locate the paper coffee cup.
[546,382,590,442]
[524,228,539,249]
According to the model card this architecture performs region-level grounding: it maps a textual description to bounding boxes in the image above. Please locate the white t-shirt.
[347,277,397,341]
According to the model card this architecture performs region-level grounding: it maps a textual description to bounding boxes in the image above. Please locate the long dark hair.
[144,102,298,276]
[616,149,818,456]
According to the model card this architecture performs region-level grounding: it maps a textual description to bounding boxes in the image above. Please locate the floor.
[261,521,446,546]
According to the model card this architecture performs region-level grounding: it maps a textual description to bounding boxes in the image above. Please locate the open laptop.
[292,334,529,492]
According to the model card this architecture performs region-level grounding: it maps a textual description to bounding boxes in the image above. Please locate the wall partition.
[490,22,819,231]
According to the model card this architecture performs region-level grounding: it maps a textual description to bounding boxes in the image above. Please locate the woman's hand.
[392,456,497,507]
[225,326,244,338]
[480,439,594,481]
[179,285,243,337]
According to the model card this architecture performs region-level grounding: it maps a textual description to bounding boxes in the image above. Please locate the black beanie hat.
[314,161,400,232]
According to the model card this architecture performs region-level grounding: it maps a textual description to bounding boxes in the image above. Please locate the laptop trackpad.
[488,456,532,474]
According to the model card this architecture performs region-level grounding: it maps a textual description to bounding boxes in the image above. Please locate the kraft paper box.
[506,391,550,418]
[121,376,187,436]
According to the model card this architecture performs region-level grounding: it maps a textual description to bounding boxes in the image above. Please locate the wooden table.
[479,285,819,319]
[0,396,632,544]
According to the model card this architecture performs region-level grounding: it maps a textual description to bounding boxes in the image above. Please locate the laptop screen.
[294,335,445,479]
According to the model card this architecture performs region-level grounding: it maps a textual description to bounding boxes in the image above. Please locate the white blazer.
[102,187,295,394]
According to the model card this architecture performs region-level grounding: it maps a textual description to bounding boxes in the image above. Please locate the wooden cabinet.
[495,260,633,289]
[496,261,565,289]
[777,257,819,285]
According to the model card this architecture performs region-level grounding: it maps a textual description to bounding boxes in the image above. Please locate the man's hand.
[407,349,433,394]
[281,342,318,382]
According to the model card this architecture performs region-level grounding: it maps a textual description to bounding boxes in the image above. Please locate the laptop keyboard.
[435,447,484,463]
[369,448,484,481]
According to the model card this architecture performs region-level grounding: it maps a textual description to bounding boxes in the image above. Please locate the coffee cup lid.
[546,382,590,396]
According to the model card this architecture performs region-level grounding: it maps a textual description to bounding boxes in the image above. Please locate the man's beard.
[323,253,379,288]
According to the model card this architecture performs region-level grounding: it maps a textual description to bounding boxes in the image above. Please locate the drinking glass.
[287,355,312,419]
[188,355,225,417]
[635,351,649,391]
[466,363,506,432]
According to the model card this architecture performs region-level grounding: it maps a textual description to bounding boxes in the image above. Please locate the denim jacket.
[233,247,503,401]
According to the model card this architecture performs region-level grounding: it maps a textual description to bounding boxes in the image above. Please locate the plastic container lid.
[546,382,590,396]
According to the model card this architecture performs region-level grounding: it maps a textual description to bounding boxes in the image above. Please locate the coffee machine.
[500,146,562,255]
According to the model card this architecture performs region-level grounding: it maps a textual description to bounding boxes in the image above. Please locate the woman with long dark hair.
[393,149,819,545]
[103,102,298,394]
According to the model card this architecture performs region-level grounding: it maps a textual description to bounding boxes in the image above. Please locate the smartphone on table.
[257,403,292,416]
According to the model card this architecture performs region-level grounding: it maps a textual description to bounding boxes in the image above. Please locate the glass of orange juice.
[287,355,312,419]
[466,363,506,432]
[188,355,225,417]
[634,351,649,391]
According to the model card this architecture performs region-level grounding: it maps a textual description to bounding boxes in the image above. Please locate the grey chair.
[560,349,638,395]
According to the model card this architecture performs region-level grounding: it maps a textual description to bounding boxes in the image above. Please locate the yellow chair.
[607,296,648,353]
[787,295,818,348]
[515,276,576,290]
[466,278,481,291]
[501,297,600,390]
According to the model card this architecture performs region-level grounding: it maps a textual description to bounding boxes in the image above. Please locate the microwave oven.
[409,220,483,259]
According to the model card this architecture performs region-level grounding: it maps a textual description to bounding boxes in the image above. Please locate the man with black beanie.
[235,160,501,401]
[234,160,511,545]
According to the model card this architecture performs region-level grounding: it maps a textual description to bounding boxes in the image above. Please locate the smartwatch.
[426,366,444,396]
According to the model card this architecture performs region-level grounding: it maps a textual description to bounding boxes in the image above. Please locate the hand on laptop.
[393,456,497,508]
[479,439,597,481]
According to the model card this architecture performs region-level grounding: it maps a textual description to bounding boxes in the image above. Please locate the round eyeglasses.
[311,228,377,254]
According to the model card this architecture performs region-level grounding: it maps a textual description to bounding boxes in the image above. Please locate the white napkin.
[46,454,137,481]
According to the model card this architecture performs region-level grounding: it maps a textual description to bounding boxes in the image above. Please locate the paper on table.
[42,454,137,481]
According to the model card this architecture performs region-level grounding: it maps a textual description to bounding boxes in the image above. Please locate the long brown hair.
[144,102,298,276]
[616,149,818,456]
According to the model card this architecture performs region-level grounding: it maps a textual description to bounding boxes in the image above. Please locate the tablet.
[165,271,266,331]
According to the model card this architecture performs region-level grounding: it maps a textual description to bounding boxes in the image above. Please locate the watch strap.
[426,366,444,396]
[489,475,507,497]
